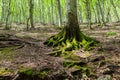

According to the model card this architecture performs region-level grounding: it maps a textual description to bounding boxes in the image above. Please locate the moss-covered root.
[44,31,99,51]
[18,68,51,80]
[44,31,66,47]
[63,60,95,79]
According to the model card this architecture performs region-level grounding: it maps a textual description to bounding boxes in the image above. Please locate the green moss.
[0,47,17,60]
[63,60,87,68]
[44,30,98,51]
[63,59,95,78]
[37,68,51,78]
[106,31,116,36]
[0,68,11,76]
[0,34,9,39]
[0,47,12,54]
[48,50,80,60]
[44,30,98,78]
[18,67,51,79]
[60,51,79,60]
[18,68,34,76]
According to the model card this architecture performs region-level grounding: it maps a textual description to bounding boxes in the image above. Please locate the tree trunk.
[85,0,92,29]
[92,5,97,23]
[44,0,98,51]
[29,0,34,29]
[65,0,81,41]
[5,0,11,30]
[1,0,5,24]
[98,0,105,26]
[77,0,83,24]
[26,0,34,30]
[96,2,101,25]
[56,0,62,27]
[110,0,119,22]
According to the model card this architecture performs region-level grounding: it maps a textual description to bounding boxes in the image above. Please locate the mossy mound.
[63,60,95,79]
[0,47,17,60]
[44,30,99,79]
[18,67,51,80]
[44,31,99,51]
[0,68,12,80]
[0,68,11,76]
[44,30,99,59]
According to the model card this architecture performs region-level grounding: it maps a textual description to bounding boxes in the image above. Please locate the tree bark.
[56,0,62,27]
[98,0,105,25]
[85,0,92,29]
[5,0,11,30]
[29,0,34,29]
[65,0,81,41]
[110,0,119,22]
[44,0,98,51]
[26,0,34,30]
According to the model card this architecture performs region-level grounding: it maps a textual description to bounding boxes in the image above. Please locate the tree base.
[44,30,99,52]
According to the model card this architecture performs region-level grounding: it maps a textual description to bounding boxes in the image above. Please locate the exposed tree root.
[44,30,99,52]
[44,29,99,78]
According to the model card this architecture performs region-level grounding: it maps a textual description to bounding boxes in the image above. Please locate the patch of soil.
[0,33,68,80]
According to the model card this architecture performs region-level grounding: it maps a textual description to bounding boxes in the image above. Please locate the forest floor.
[0,23,120,80]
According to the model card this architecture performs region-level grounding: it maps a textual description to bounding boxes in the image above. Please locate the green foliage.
[0,0,119,25]
[106,31,117,36]
[63,60,86,68]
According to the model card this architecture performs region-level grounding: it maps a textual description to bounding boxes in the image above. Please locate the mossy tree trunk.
[65,0,81,41]
[26,0,34,30]
[44,0,98,51]
[56,0,62,27]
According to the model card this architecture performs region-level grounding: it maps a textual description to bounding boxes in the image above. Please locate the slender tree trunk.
[106,0,112,23]
[1,0,5,24]
[96,2,101,25]
[110,0,119,22]
[41,0,45,24]
[26,0,34,30]
[85,0,92,29]
[98,0,105,26]
[51,0,54,24]
[78,0,83,23]
[92,5,97,23]
[38,0,41,22]
[29,0,34,29]
[5,0,11,30]
[56,0,62,27]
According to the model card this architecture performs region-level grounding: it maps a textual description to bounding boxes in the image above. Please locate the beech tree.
[85,0,92,29]
[56,0,62,27]
[5,0,11,30]
[27,0,34,30]
[44,0,98,51]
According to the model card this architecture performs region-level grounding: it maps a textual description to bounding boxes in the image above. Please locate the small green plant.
[106,32,116,36]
